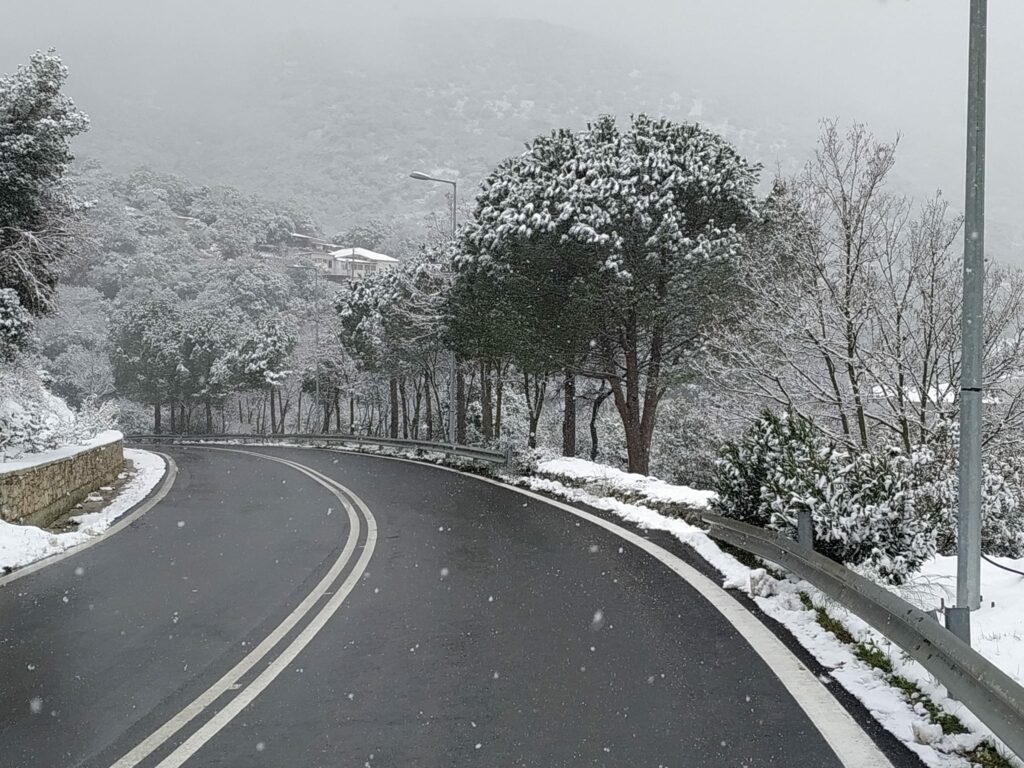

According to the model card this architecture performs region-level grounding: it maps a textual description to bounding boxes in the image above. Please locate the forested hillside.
[34,16,792,232]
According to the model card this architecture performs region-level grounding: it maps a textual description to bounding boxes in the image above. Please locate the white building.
[315,247,399,282]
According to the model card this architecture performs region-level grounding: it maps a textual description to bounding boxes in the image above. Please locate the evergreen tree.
[457,114,760,472]
[0,50,88,354]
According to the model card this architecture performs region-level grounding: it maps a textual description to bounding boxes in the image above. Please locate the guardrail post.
[797,509,814,550]
[945,607,971,646]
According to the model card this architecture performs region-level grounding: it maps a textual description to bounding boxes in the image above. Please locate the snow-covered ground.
[535,456,716,508]
[522,456,1024,768]
[0,449,165,572]
[916,555,1024,685]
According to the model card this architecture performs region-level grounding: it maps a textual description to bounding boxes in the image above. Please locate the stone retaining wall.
[0,440,125,527]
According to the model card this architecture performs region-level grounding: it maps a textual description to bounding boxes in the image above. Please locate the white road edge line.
[0,451,177,589]
[111,449,376,768]
[324,448,893,768]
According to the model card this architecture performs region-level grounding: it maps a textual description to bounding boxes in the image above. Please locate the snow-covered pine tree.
[458,114,761,473]
[0,50,89,321]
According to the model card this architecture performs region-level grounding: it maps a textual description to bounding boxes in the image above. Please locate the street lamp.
[949,0,988,646]
[290,263,322,433]
[410,170,458,445]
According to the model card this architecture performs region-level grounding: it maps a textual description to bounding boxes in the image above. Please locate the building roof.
[328,247,399,264]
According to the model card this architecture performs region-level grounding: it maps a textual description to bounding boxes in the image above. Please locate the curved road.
[0,446,924,767]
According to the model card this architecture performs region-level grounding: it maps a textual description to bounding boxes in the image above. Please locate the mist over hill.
[3,3,1021,259]
[4,13,795,234]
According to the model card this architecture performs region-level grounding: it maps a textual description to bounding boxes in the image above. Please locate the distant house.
[317,247,399,282]
[287,233,338,253]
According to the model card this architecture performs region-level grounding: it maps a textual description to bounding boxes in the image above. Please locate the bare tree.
[712,120,1024,452]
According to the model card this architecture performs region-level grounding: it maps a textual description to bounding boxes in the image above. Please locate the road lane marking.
[111,450,376,768]
[0,451,177,588]
[322,449,893,768]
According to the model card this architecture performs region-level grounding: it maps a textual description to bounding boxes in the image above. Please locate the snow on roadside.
[535,456,716,507]
[915,556,1024,686]
[519,468,1023,768]
[0,449,165,572]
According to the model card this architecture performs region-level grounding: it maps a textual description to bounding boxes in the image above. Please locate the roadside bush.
[650,389,724,489]
[0,361,113,458]
[713,410,936,584]
[910,422,1024,558]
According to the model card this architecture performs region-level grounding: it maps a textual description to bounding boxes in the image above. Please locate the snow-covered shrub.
[0,288,32,362]
[712,409,796,527]
[805,447,936,584]
[0,361,113,458]
[108,398,151,434]
[713,410,936,584]
[650,389,724,489]
[909,422,1024,558]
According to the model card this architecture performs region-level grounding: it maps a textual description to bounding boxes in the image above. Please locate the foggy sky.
[3,0,1022,243]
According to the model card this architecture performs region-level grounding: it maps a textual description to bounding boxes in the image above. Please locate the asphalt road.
[0,446,921,768]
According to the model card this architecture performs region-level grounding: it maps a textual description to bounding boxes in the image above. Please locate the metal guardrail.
[125,433,511,469]
[703,512,1024,759]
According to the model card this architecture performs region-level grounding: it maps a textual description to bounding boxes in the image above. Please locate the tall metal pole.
[410,171,460,445]
[314,266,322,433]
[448,181,458,446]
[950,0,987,645]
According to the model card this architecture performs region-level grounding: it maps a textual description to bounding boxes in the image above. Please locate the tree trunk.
[169,401,176,434]
[589,386,612,461]
[269,388,278,434]
[205,398,213,434]
[523,372,546,449]
[399,377,409,439]
[349,394,355,434]
[456,368,467,444]
[335,391,342,432]
[495,369,504,438]
[412,380,422,439]
[279,394,289,435]
[389,377,400,439]
[481,361,494,440]
[425,376,433,440]
[607,317,664,475]
[562,370,576,457]
[154,402,162,434]
[322,396,332,434]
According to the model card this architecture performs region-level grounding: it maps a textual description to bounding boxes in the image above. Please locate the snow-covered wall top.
[0,430,124,475]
